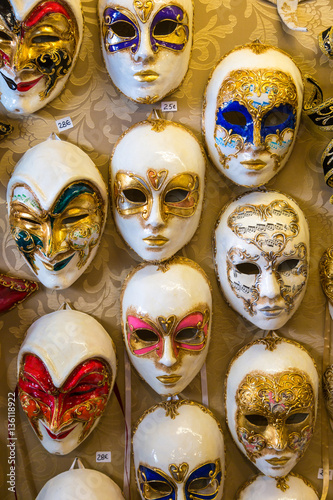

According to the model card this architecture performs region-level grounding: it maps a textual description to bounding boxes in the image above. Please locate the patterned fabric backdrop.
[0,0,333,498]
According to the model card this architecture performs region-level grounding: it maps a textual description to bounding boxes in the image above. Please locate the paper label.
[96,451,111,463]
[56,116,74,132]
[161,101,177,112]
[318,468,333,480]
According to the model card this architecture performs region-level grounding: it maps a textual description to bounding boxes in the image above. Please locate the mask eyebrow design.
[53,182,97,215]
[25,1,72,28]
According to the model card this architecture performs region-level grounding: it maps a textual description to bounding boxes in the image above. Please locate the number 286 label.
[96,451,111,463]
[56,116,74,132]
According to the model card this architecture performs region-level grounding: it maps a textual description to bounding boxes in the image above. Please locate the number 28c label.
[56,116,74,132]
[96,451,111,463]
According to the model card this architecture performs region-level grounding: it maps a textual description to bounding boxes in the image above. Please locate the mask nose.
[132,29,155,63]
[48,395,64,434]
[145,201,165,229]
[12,42,31,73]
[40,220,68,259]
[252,120,265,150]
[259,270,281,300]
[267,423,288,451]
[159,336,177,367]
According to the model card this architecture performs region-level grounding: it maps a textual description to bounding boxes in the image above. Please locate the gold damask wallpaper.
[1,0,333,498]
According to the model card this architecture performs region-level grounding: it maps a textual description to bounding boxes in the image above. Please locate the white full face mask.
[111,119,205,262]
[0,0,83,115]
[7,135,108,290]
[237,473,319,500]
[37,458,125,499]
[17,308,117,455]
[214,189,309,330]
[121,257,212,396]
[133,399,225,500]
[203,41,303,187]
[98,0,192,103]
[226,334,318,478]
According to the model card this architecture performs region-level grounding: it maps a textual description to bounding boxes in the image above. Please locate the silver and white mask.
[214,190,309,330]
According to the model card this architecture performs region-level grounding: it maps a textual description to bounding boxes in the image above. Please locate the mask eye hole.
[175,327,199,343]
[0,30,12,42]
[235,262,260,275]
[123,188,147,204]
[144,480,173,499]
[63,214,88,224]
[32,35,60,44]
[134,329,159,343]
[221,111,247,127]
[245,414,268,426]
[111,21,136,38]
[277,259,299,273]
[264,110,290,128]
[165,188,189,203]
[285,413,309,424]
[154,19,178,36]
[188,477,213,493]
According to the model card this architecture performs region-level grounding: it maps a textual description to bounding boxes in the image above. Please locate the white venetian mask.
[121,257,212,396]
[17,308,117,455]
[36,458,125,499]
[237,473,319,499]
[133,399,225,500]
[226,334,318,478]
[111,119,205,262]
[203,41,303,187]
[98,0,192,103]
[214,189,309,330]
[7,136,108,290]
[0,0,83,115]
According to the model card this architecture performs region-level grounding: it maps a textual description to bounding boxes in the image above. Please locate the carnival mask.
[111,119,205,262]
[7,136,108,290]
[203,41,303,187]
[121,257,212,396]
[37,458,125,499]
[225,334,318,478]
[0,0,83,115]
[98,0,192,103]
[133,399,225,500]
[237,473,319,499]
[214,189,309,330]
[17,308,117,455]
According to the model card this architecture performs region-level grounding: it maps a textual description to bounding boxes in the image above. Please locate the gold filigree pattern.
[319,245,333,303]
[323,365,333,421]
[169,462,189,482]
[134,0,154,22]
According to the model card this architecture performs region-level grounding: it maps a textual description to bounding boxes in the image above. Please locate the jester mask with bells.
[111,119,205,262]
[98,0,192,103]
[133,400,225,500]
[237,473,319,500]
[225,334,318,479]
[121,257,212,396]
[7,136,108,290]
[17,309,117,455]
[0,0,83,115]
[37,458,125,499]
[214,189,309,330]
[203,41,303,188]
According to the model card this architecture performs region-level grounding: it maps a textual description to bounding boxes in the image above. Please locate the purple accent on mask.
[150,5,188,52]
[103,7,139,53]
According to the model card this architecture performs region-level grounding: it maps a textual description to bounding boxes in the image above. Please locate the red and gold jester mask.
[121,257,212,396]
[203,41,303,187]
[0,0,83,114]
[7,136,108,290]
[98,0,192,103]
[17,308,117,455]
[225,334,318,479]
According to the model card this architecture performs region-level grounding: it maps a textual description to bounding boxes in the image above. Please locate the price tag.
[161,101,177,112]
[318,468,333,480]
[96,451,111,463]
[56,116,74,132]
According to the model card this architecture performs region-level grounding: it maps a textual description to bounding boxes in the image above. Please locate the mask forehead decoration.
[214,189,309,330]
[0,0,83,114]
[98,0,192,103]
[226,334,318,481]
[237,473,319,499]
[7,136,108,290]
[203,41,303,187]
[111,119,205,262]
[36,458,125,499]
[121,257,212,396]
[133,400,225,500]
[17,308,117,455]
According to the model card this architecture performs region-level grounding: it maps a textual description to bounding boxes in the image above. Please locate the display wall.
[1,0,333,498]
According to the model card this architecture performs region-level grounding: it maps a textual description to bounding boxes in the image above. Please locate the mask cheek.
[68,222,101,264]
[215,125,244,163]
[287,425,313,453]
[18,391,51,438]
[64,395,108,442]
[265,129,294,159]
[237,425,267,457]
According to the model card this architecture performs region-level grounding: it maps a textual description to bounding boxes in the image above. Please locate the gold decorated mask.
[0,0,81,114]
